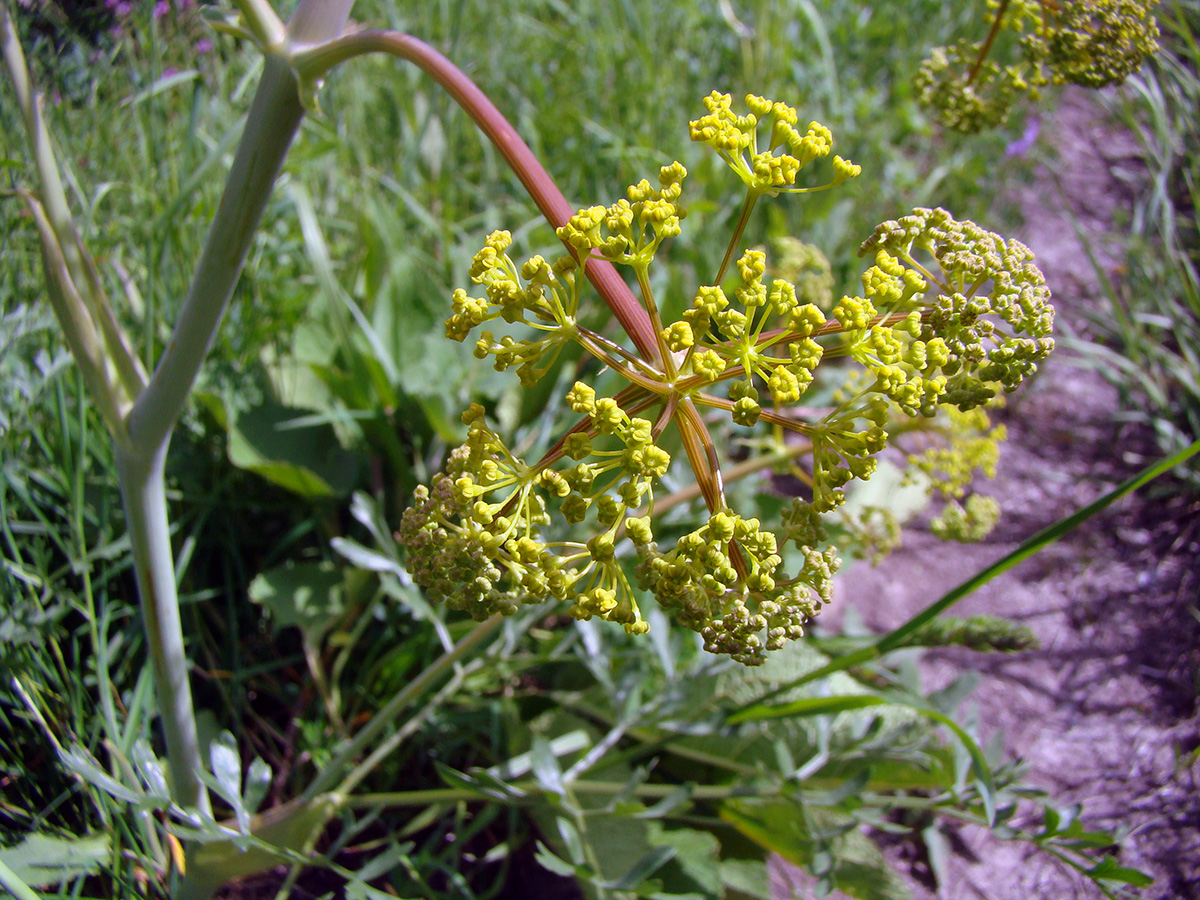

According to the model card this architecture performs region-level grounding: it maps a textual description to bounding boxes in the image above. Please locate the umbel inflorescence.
[917,0,1160,133]
[399,93,1055,665]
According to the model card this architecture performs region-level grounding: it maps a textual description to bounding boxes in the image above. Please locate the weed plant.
[1,2,1192,899]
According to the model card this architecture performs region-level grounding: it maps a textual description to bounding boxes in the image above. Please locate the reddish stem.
[339,31,660,362]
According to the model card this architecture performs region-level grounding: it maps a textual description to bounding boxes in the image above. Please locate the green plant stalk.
[116,441,208,811]
[347,779,793,809]
[4,0,357,815]
[114,0,353,813]
[0,860,41,900]
[302,613,505,800]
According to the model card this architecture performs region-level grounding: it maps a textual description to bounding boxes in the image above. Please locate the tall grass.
[1083,0,1200,483]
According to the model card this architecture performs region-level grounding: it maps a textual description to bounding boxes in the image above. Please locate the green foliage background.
[2,0,1193,897]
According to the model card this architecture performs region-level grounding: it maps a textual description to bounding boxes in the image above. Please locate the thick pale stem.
[129,0,356,451]
[116,442,210,814]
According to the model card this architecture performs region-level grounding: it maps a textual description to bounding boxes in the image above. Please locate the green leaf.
[642,824,722,899]
[921,824,950,890]
[535,841,581,878]
[206,732,251,833]
[227,400,359,498]
[1086,856,1155,887]
[58,745,146,806]
[249,560,346,642]
[0,832,109,888]
[603,845,676,891]
[720,859,771,900]
[720,799,910,900]
[530,735,565,798]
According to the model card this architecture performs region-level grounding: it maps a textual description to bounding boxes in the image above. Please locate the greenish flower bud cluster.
[856,206,1054,414]
[906,405,1007,499]
[917,0,1159,133]
[769,237,835,311]
[632,510,837,666]
[839,505,904,565]
[914,40,1044,133]
[930,493,1002,542]
[398,400,664,634]
[900,614,1039,652]
[399,93,1056,665]
[1043,0,1159,89]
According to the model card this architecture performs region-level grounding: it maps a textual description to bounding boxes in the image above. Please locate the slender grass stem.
[715,191,759,285]
[729,437,1200,718]
[302,614,504,801]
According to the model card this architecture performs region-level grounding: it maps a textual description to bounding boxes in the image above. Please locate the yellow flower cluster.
[688,92,860,196]
[917,0,1159,133]
[399,93,1056,666]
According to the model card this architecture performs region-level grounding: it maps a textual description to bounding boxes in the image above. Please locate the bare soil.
[775,89,1200,900]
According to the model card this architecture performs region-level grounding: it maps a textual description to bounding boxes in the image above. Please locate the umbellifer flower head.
[399,94,1055,665]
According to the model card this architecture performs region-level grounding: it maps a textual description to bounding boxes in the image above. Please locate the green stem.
[302,615,504,801]
[115,442,210,814]
[347,778,787,810]
[715,191,759,285]
[0,860,42,900]
[125,54,305,450]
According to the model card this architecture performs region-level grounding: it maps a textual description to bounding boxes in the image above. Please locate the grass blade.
[730,438,1200,715]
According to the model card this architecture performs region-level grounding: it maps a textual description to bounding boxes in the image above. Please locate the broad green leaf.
[720,858,771,900]
[720,799,909,900]
[227,400,359,498]
[249,560,346,641]
[642,823,722,899]
[603,845,676,891]
[0,832,109,888]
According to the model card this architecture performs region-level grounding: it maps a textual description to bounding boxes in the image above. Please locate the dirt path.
[775,89,1200,900]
